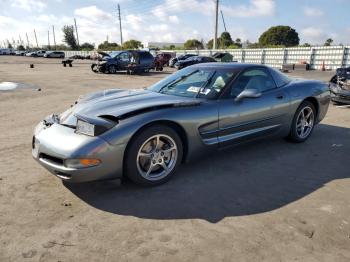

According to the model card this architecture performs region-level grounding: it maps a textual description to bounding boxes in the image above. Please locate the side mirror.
[235,88,262,102]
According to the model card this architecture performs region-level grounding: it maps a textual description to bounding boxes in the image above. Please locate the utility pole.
[220,10,227,32]
[52,25,57,50]
[118,4,123,46]
[26,33,30,48]
[34,29,39,48]
[213,0,219,50]
[19,35,22,45]
[74,18,80,47]
[47,30,50,49]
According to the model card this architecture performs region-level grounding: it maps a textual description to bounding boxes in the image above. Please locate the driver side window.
[230,68,276,98]
[119,52,130,62]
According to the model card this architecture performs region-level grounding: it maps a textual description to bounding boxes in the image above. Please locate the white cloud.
[301,27,326,44]
[0,15,17,26]
[151,0,275,21]
[74,6,113,22]
[125,14,143,31]
[36,14,57,23]
[169,15,180,24]
[152,0,214,17]
[11,0,47,11]
[223,0,276,17]
[304,7,324,17]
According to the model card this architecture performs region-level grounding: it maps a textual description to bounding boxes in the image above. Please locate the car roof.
[194,62,269,70]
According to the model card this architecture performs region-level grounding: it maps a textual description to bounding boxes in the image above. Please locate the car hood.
[60,89,200,125]
[98,51,110,57]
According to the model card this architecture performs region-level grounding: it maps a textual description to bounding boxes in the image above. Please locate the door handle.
[276,95,284,99]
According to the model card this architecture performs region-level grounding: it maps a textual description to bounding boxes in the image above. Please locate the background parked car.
[15,51,26,56]
[329,67,350,104]
[91,50,154,74]
[25,51,37,57]
[44,51,65,58]
[211,52,234,62]
[175,56,217,69]
[169,54,197,67]
[0,48,14,55]
[35,50,46,57]
[155,53,172,66]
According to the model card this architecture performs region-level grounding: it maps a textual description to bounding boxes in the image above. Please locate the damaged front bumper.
[32,116,125,183]
[91,62,107,73]
[330,84,350,104]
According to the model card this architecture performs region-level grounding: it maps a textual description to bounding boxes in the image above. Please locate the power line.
[26,33,30,48]
[34,29,39,48]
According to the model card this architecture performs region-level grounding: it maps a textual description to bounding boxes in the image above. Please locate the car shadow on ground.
[64,124,349,223]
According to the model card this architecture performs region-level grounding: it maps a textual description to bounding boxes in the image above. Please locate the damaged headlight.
[76,120,95,136]
[75,117,113,136]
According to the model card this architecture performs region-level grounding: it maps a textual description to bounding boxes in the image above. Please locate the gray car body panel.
[32,63,330,183]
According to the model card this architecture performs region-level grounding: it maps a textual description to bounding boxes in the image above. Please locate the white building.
[143,42,184,49]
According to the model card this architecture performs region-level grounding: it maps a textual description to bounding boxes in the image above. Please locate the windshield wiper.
[196,71,216,98]
[159,71,198,94]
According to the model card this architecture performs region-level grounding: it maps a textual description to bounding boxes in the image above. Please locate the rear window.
[269,68,291,87]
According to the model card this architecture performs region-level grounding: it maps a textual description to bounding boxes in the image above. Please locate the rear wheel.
[288,101,316,143]
[108,65,117,74]
[125,125,183,186]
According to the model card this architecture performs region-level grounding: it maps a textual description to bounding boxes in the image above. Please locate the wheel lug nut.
[152,160,156,164]
[160,152,164,156]
[158,159,162,163]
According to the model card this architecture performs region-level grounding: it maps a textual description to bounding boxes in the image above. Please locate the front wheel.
[288,101,316,143]
[125,125,183,186]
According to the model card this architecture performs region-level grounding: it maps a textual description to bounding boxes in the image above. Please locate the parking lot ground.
[0,56,349,262]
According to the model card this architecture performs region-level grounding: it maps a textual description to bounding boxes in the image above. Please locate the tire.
[125,125,183,186]
[108,65,117,74]
[288,101,316,143]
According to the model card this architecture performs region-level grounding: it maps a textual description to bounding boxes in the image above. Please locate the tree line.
[10,24,336,51]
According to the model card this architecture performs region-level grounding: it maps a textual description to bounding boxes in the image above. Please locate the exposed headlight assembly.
[75,116,117,136]
[76,119,95,136]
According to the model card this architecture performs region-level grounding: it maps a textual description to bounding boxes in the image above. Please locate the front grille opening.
[39,153,64,165]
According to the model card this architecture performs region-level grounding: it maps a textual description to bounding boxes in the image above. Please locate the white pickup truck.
[0,48,14,55]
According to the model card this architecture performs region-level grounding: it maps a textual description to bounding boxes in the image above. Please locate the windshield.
[109,51,123,58]
[147,67,236,98]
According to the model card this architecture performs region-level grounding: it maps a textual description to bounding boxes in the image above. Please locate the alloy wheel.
[136,134,178,181]
[296,106,314,139]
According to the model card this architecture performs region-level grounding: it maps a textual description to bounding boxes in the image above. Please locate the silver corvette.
[32,63,330,186]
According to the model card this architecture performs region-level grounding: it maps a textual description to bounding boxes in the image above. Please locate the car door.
[117,52,131,69]
[218,67,290,147]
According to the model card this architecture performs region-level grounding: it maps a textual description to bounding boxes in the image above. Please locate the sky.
[0,0,349,48]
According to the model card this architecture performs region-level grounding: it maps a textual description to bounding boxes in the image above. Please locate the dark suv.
[91,50,154,74]
[169,54,197,67]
